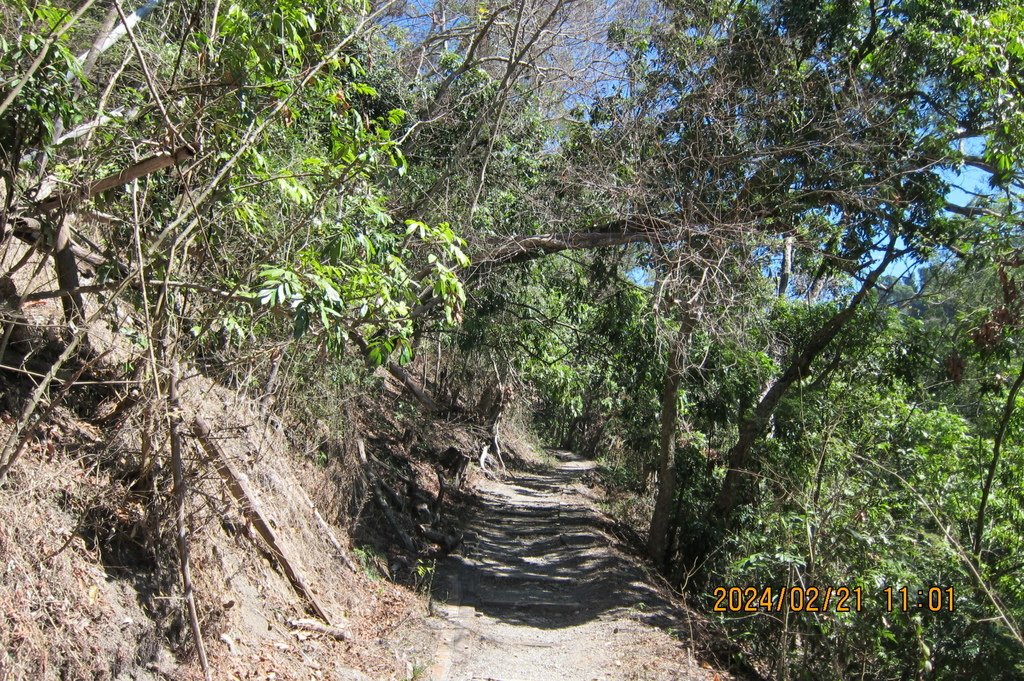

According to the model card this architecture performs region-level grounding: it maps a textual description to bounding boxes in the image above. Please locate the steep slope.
[0,242,431,680]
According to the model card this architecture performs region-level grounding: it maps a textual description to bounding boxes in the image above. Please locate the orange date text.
[711,586,863,613]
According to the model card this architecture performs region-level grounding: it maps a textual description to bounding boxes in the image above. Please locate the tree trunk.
[669,490,689,587]
[709,240,898,530]
[168,362,211,679]
[53,219,85,323]
[806,237,837,304]
[974,357,1024,556]
[260,347,285,416]
[647,308,699,568]
[778,235,793,298]
[647,356,681,568]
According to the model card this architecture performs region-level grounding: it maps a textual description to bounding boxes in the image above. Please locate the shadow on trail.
[433,450,681,631]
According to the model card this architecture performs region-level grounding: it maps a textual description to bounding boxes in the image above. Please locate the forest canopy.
[3,0,1024,677]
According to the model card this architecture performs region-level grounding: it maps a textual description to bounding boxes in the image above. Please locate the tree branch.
[36,145,196,214]
[944,202,1015,220]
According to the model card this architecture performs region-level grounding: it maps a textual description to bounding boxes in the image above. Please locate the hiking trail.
[426,450,729,681]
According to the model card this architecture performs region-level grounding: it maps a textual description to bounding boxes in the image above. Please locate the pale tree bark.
[28,0,169,324]
[33,145,194,323]
[477,222,686,268]
[778,234,793,298]
[76,0,165,68]
[805,236,837,303]
[412,216,691,317]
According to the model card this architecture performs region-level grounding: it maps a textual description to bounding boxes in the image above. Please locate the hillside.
[0,240,735,681]
[0,242,429,679]
[4,0,1024,678]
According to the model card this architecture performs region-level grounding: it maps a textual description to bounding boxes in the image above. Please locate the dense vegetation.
[3,0,1024,677]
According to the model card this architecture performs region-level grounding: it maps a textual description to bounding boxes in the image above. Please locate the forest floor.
[423,450,732,681]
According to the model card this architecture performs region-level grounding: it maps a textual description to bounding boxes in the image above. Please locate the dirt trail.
[427,451,728,681]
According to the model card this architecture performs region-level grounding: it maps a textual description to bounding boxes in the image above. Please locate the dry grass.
[0,367,433,681]
[0,242,450,681]
[0,441,163,681]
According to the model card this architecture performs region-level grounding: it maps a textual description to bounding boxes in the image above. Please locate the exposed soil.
[0,240,431,681]
[425,451,731,681]
[1,237,733,681]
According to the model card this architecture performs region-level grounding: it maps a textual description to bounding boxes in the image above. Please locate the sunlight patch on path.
[426,451,727,681]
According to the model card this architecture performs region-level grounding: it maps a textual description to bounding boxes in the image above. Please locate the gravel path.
[426,451,728,681]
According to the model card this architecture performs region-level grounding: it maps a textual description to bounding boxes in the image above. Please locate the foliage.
[3,0,1024,678]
